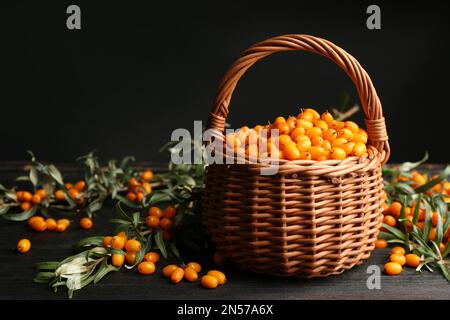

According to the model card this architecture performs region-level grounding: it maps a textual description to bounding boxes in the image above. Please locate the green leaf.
[94,261,119,284]
[115,195,142,209]
[412,193,422,225]
[36,261,60,271]
[423,203,432,243]
[381,223,407,241]
[155,229,168,258]
[75,236,104,249]
[33,272,56,283]
[169,242,180,259]
[2,206,37,221]
[397,152,429,173]
[30,166,38,186]
[48,164,64,185]
[438,262,450,283]
[0,205,11,215]
[106,247,126,255]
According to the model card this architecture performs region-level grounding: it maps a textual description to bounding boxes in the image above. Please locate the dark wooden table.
[1,164,449,300]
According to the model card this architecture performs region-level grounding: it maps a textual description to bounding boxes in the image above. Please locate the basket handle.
[208,34,390,164]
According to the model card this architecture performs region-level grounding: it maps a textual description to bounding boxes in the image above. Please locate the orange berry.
[384,262,402,275]
[311,136,324,147]
[276,122,290,135]
[405,253,421,268]
[314,120,329,131]
[283,142,300,160]
[35,189,47,199]
[163,264,178,278]
[103,236,113,247]
[352,133,368,144]
[125,251,137,265]
[290,127,306,141]
[111,236,125,250]
[390,246,406,256]
[28,216,46,232]
[286,116,297,130]
[149,206,163,218]
[171,267,185,284]
[309,146,327,160]
[279,134,293,147]
[141,170,154,181]
[112,254,125,267]
[428,227,436,241]
[45,218,57,231]
[67,188,79,200]
[201,275,219,289]
[375,239,388,249]
[383,215,396,227]
[125,239,141,252]
[352,143,367,157]
[331,137,348,148]
[64,183,73,189]
[186,262,201,273]
[129,177,140,187]
[17,238,31,253]
[141,182,152,194]
[56,222,67,232]
[440,243,446,253]
[58,219,71,227]
[146,215,160,228]
[144,252,160,263]
[159,218,173,230]
[330,147,346,160]
[22,191,32,202]
[341,142,356,155]
[138,261,156,275]
[306,127,322,138]
[54,190,65,201]
[135,192,144,202]
[389,202,402,218]
[322,140,332,151]
[207,270,226,285]
[304,108,320,120]
[80,217,93,230]
[20,202,32,212]
[337,128,354,141]
[431,211,439,226]
[296,138,312,152]
[74,181,86,192]
[323,128,337,142]
[298,112,313,122]
[274,116,286,124]
[296,119,313,129]
[321,111,334,123]
[16,191,24,201]
[390,254,406,265]
[126,192,136,202]
[163,206,176,219]
[184,267,199,282]
[344,121,359,133]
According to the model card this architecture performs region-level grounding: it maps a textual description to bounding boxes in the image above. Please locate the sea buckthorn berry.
[141,170,154,181]
[68,188,80,200]
[383,215,396,227]
[74,181,86,192]
[254,125,263,132]
[103,236,113,247]
[330,147,346,160]
[276,122,290,135]
[344,121,359,133]
[129,177,140,187]
[431,211,439,226]
[184,267,199,282]
[389,202,402,218]
[428,227,436,241]
[163,264,178,278]
[36,189,47,199]
[163,206,176,219]
[405,253,421,268]
[126,192,136,202]
[290,127,305,141]
[352,133,368,144]
[16,191,24,201]
[390,246,406,256]
[342,142,356,155]
[112,254,125,267]
[283,142,300,160]
[311,136,324,147]
[286,117,297,130]
[17,238,31,253]
[159,218,173,230]
[390,254,406,265]
[28,216,43,226]
[125,239,141,252]
[375,239,388,249]
[314,120,328,131]
[299,112,314,122]
[201,275,219,289]
[310,146,327,160]
[306,127,322,138]
[274,116,286,124]
[171,267,185,284]
[56,222,67,232]
[322,140,332,151]
[116,231,128,243]
[186,262,201,273]
[54,190,65,201]
[323,129,337,142]
[80,217,93,230]
[46,218,57,231]
[144,252,160,263]
[149,206,163,218]
[136,192,144,202]
[20,202,32,212]
[384,262,402,275]
[58,219,70,227]
[138,261,156,275]
[146,215,160,228]
[304,108,320,120]
[331,137,348,148]
[22,191,32,202]
[111,236,125,250]
[296,119,313,129]
[321,111,334,123]
[338,128,354,141]
[352,143,367,157]
[296,139,312,152]
[213,252,226,266]
[207,270,227,285]
[125,251,136,265]
[64,183,73,189]
[28,216,46,232]
[440,243,446,253]
[279,135,293,147]
[300,151,312,160]
[142,182,152,194]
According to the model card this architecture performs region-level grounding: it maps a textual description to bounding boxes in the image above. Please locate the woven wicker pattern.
[203,34,390,278]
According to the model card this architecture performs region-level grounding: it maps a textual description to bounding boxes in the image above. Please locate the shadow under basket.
[202,34,390,278]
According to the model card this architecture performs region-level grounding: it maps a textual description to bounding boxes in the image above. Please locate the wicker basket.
[203,34,390,278]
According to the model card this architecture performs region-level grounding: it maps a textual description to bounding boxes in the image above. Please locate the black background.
[1,1,449,164]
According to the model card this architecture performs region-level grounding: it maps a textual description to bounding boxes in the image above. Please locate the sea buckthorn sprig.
[0,151,156,224]
[378,154,450,282]
[224,108,368,161]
